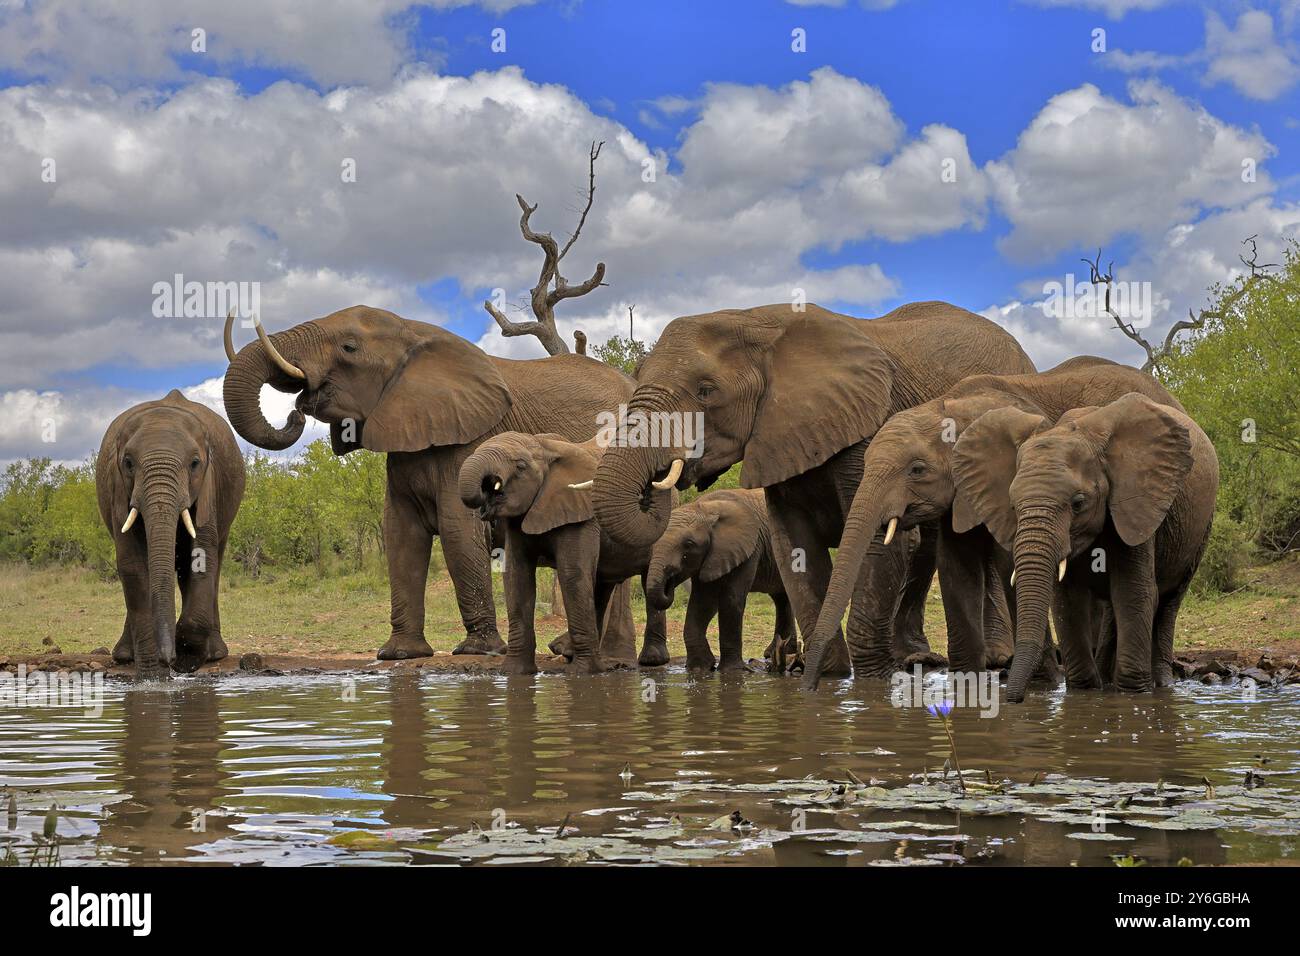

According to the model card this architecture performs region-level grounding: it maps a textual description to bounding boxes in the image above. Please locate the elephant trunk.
[222,324,319,450]
[803,463,901,689]
[138,458,187,678]
[592,390,680,548]
[458,446,512,513]
[644,551,678,611]
[1006,504,1070,703]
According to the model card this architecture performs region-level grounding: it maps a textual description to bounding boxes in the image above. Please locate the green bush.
[1191,514,1253,596]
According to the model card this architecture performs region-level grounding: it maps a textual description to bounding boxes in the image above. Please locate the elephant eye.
[696,382,716,400]
[190,457,202,472]
[1071,492,1087,512]
[341,341,358,354]
[515,460,528,472]
[123,456,134,472]
[909,461,927,478]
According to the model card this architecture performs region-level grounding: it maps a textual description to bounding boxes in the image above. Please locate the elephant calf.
[96,390,246,677]
[458,432,671,674]
[953,393,1219,700]
[645,488,796,671]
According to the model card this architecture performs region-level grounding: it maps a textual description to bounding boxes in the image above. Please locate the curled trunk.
[1006,506,1070,702]
[644,554,676,611]
[591,388,681,548]
[803,465,899,689]
[458,447,510,509]
[223,324,319,450]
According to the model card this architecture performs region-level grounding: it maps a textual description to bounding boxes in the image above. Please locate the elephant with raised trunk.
[952,393,1218,700]
[591,301,1036,682]
[221,306,638,661]
[644,488,796,671]
[96,390,245,677]
[801,357,1182,688]
[458,432,672,673]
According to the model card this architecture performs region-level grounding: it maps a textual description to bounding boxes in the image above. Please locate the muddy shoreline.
[5,644,1300,683]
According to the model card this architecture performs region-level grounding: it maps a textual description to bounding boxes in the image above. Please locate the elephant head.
[645,492,762,611]
[801,393,1010,687]
[952,392,1193,701]
[222,306,512,454]
[103,393,220,676]
[592,305,895,548]
[458,432,599,534]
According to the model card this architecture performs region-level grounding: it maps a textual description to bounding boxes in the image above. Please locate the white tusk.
[253,314,306,379]
[181,508,197,539]
[120,507,138,534]
[1058,558,1067,582]
[568,479,593,490]
[882,517,898,547]
[651,459,684,490]
[223,309,238,363]
[1009,569,1016,588]
[492,479,502,491]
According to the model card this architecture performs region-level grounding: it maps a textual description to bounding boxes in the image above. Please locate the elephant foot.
[1152,663,1175,687]
[986,650,1012,670]
[378,635,435,660]
[819,635,853,678]
[112,633,134,664]
[848,655,896,679]
[1028,649,1062,687]
[637,639,670,667]
[502,653,538,676]
[718,656,748,672]
[685,648,717,671]
[548,632,574,661]
[566,655,611,675]
[451,631,506,656]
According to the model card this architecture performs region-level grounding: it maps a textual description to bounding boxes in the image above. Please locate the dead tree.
[484,141,607,355]
[1086,235,1280,373]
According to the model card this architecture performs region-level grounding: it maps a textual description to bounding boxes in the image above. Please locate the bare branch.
[558,141,603,262]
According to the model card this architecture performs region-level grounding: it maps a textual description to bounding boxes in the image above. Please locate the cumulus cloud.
[987,81,1273,261]
[1204,9,1300,100]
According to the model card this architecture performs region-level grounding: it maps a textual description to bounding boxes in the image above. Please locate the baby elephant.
[458,432,672,674]
[644,489,795,671]
[953,392,1218,700]
[96,390,246,677]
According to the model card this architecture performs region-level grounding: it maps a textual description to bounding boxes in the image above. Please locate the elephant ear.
[1075,393,1193,546]
[194,442,217,530]
[699,498,761,582]
[742,311,895,489]
[522,437,598,535]
[951,406,1047,550]
[330,421,364,455]
[363,328,512,453]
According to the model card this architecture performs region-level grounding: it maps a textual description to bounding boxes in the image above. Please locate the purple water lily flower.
[927,700,954,719]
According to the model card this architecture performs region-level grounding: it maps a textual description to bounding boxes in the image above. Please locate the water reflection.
[0,670,1295,866]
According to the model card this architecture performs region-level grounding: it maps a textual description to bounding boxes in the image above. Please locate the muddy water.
[2,670,1298,866]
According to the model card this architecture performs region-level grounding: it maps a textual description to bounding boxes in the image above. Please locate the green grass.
[4,554,1297,662]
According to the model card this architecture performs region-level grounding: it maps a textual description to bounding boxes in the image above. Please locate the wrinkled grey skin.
[590,301,1036,686]
[221,305,638,661]
[644,488,795,671]
[802,357,1183,686]
[953,393,1218,701]
[95,391,245,678]
[459,432,671,674]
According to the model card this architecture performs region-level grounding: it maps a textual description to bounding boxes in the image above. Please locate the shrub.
[1191,514,1253,596]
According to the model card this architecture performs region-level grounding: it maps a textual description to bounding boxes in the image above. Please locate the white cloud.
[987,81,1273,261]
[1026,0,1173,17]
[1204,10,1300,100]
[0,1,538,88]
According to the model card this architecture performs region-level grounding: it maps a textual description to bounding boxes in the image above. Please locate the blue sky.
[1,0,1297,460]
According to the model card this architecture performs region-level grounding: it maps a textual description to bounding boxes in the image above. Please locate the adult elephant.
[591,301,1036,679]
[96,390,245,677]
[800,358,1182,686]
[222,306,643,661]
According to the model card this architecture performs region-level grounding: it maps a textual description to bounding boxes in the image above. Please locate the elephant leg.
[377,492,436,659]
[1110,541,1158,693]
[175,525,220,673]
[1094,601,1117,686]
[845,540,908,677]
[936,525,985,673]
[716,574,749,671]
[983,544,1014,668]
[1052,585,1102,690]
[1152,577,1190,687]
[891,521,936,658]
[765,592,798,660]
[502,532,538,675]
[595,580,636,664]
[437,489,506,656]
[637,573,670,667]
[207,539,229,662]
[765,497,851,678]
[557,526,603,674]
[602,581,640,663]
[682,583,720,671]
[113,539,149,664]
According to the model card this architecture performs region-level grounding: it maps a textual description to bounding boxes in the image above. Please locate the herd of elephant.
[96,299,1218,701]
